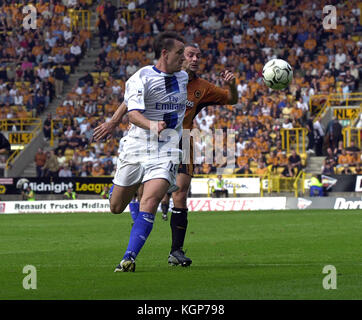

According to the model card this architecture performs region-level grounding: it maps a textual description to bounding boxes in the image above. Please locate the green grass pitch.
[0,209,361,300]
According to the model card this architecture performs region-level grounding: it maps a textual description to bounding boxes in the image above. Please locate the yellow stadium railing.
[259,171,269,197]
[1,118,42,170]
[119,0,135,5]
[0,118,42,132]
[69,9,91,31]
[310,92,362,120]
[5,149,20,170]
[267,170,305,197]
[280,128,308,154]
[293,170,306,198]
[50,119,73,147]
[342,127,362,149]
[119,8,146,23]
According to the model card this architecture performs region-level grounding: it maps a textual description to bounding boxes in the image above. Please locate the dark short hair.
[185,43,199,50]
[153,31,184,59]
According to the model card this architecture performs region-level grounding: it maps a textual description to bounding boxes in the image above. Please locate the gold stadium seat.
[276,167,284,174]
[97,105,104,115]
[300,153,307,166]
[269,132,277,140]
[249,160,257,169]
[270,146,277,152]
[63,65,71,74]
[223,168,234,175]
[335,166,345,174]
[91,72,99,80]
[91,73,99,84]
[64,149,74,158]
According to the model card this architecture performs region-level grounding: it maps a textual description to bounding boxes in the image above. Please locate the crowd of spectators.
[41,0,361,178]
[0,0,91,121]
[322,140,362,175]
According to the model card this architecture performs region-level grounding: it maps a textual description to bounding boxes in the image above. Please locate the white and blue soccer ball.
[262,59,293,90]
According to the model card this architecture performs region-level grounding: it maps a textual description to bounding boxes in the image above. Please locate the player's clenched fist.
[148,120,167,134]
[157,121,167,134]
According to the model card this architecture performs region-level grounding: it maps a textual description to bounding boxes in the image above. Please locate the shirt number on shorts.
[163,111,178,129]
[168,161,177,174]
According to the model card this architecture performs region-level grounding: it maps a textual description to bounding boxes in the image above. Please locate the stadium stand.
[0,0,93,175]
[2,0,361,188]
[0,0,91,116]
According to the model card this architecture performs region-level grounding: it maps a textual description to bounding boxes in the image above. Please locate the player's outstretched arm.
[128,110,166,134]
[93,102,127,141]
[220,70,238,104]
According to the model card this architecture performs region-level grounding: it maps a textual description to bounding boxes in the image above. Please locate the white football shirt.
[120,65,188,163]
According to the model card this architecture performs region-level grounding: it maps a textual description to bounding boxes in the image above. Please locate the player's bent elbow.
[127,110,142,126]
[127,110,136,121]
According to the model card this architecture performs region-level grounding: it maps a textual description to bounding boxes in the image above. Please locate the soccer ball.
[16,178,29,190]
[262,59,293,90]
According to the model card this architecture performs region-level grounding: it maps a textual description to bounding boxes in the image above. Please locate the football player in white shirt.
[94,43,237,269]
[105,32,187,272]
